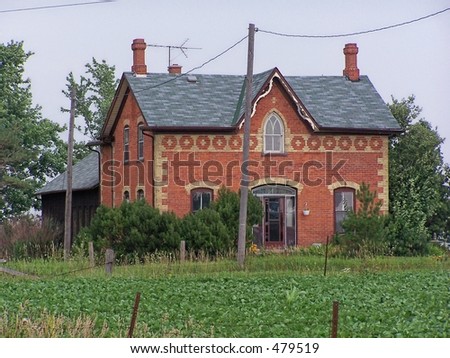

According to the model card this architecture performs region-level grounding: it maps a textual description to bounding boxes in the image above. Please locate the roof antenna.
[147,39,201,67]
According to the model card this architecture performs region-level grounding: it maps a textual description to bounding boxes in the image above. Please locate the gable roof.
[101,68,401,137]
[36,152,99,195]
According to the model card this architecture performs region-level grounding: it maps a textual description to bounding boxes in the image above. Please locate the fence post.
[105,248,114,275]
[180,240,186,263]
[331,301,339,338]
[88,241,95,268]
[127,292,141,338]
[324,235,329,277]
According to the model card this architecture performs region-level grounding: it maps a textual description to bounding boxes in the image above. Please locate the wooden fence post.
[180,240,186,263]
[105,248,114,275]
[88,241,95,268]
[127,292,141,338]
[331,301,339,338]
[324,235,329,277]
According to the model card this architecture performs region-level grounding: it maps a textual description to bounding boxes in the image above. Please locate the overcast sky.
[1,0,449,163]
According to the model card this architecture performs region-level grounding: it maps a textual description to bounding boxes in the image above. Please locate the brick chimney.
[131,38,147,75]
[343,43,360,81]
[168,64,182,75]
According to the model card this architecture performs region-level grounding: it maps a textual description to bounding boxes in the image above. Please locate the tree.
[0,41,67,219]
[62,58,119,140]
[388,95,448,255]
[210,187,263,244]
[339,182,388,257]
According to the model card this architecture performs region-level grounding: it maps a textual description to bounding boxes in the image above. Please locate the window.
[334,188,355,233]
[123,126,130,163]
[137,189,145,200]
[191,188,213,212]
[138,123,144,160]
[264,114,284,153]
[123,190,130,203]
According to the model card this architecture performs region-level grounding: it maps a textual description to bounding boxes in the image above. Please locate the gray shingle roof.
[123,68,400,132]
[287,75,400,131]
[36,152,99,195]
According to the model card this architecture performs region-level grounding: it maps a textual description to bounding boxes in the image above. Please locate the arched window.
[334,188,355,233]
[123,126,130,163]
[138,123,144,160]
[191,188,213,212]
[123,190,130,203]
[137,189,145,200]
[264,114,284,153]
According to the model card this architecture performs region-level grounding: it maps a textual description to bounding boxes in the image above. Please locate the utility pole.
[64,86,76,261]
[237,23,255,268]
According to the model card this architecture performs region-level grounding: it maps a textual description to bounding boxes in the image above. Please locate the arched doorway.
[252,185,297,248]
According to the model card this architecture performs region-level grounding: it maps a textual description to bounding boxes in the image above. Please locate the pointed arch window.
[264,114,284,153]
[138,123,144,161]
[123,126,130,163]
[123,190,130,203]
[137,189,145,200]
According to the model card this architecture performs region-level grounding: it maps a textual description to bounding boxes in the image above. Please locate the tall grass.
[2,248,447,280]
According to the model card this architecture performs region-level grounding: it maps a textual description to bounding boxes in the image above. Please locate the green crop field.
[1,255,449,338]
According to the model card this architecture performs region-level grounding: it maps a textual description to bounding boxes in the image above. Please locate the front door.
[252,185,297,248]
[264,197,284,246]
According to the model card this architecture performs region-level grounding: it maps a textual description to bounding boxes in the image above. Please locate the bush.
[181,208,231,256]
[210,187,263,245]
[0,216,63,260]
[77,188,263,260]
[78,200,181,261]
[338,183,388,257]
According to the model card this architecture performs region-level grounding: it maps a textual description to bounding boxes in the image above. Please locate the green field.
[1,255,449,338]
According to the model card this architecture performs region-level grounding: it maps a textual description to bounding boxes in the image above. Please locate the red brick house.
[98,39,401,248]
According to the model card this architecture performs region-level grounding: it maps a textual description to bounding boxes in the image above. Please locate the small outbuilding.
[36,152,99,242]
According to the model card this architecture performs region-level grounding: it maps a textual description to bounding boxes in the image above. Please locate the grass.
[1,253,449,338]
[1,250,447,279]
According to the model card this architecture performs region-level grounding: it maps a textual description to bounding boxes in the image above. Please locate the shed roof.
[36,152,99,195]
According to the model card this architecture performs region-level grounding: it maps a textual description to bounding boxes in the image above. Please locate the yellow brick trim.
[184,181,221,196]
[158,134,388,153]
[153,135,168,211]
[327,181,360,194]
[249,177,303,192]
[377,137,389,212]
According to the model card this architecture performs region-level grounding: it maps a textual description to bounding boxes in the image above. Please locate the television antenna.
[147,39,201,67]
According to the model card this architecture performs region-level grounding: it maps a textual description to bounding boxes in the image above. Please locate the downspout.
[143,130,155,208]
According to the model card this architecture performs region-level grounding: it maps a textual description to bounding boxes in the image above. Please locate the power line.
[133,35,248,94]
[258,7,450,38]
[0,0,114,14]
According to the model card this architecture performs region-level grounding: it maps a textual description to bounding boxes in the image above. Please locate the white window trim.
[263,113,285,154]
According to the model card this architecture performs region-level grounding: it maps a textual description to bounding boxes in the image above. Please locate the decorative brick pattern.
[229,135,242,150]
[196,135,210,150]
[370,136,383,150]
[291,135,305,150]
[338,136,352,150]
[179,135,194,150]
[307,137,321,150]
[249,135,258,150]
[162,135,177,150]
[354,136,368,151]
[212,135,227,150]
[323,136,337,150]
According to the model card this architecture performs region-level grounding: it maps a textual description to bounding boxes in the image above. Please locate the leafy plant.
[77,200,181,261]
[338,182,388,257]
[210,187,263,245]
